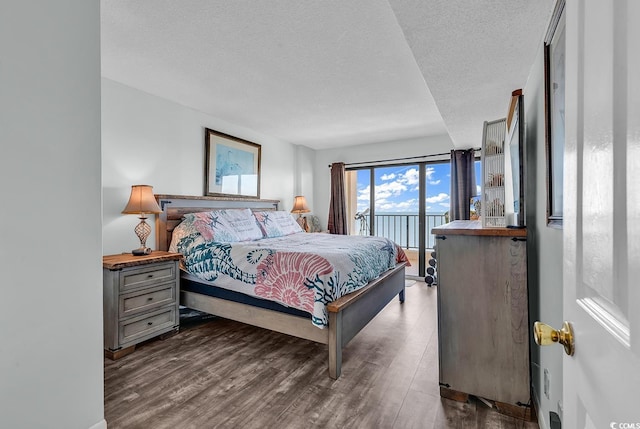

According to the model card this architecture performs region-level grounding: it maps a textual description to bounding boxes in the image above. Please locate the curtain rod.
[328,148,481,168]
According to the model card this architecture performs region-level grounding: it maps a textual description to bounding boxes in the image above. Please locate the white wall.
[313,135,454,228]
[0,1,105,428]
[523,41,564,429]
[294,144,316,207]
[102,79,307,254]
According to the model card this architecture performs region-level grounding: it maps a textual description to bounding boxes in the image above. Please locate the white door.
[564,0,640,427]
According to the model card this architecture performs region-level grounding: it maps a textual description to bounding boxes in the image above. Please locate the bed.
[154,194,406,379]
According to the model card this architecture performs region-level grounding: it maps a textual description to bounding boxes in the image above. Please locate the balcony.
[353,213,447,277]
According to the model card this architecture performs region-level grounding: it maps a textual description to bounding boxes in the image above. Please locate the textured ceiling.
[389,0,554,148]
[101,1,554,150]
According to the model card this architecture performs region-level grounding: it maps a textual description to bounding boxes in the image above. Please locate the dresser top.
[431,220,527,237]
[103,251,182,270]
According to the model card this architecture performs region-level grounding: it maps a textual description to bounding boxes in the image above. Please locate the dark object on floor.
[425,247,437,286]
[179,307,216,325]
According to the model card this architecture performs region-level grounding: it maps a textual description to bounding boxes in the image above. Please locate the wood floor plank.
[392,387,440,429]
[475,399,523,429]
[434,397,478,429]
[353,287,439,428]
[409,328,441,397]
[104,282,539,429]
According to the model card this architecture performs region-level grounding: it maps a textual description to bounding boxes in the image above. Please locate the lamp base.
[132,216,153,256]
[132,247,152,256]
[296,215,310,233]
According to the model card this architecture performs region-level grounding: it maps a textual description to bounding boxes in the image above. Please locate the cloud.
[425,193,449,203]
[359,199,420,213]
[402,168,419,186]
[358,181,407,203]
[439,202,450,208]
[377,198,419,212]
[368,168,419,198]
[378,181,407,196]
[357,166,451,214]
[357,181,409,214]
[357,185,370,201]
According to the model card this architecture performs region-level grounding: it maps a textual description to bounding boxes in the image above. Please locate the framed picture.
[204,128,261,198]
[507,89,525,228]
[544,0,565,228]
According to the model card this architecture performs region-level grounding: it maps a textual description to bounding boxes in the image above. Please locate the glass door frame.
[347,161,442,278]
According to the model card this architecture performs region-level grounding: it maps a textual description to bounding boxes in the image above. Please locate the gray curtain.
[450,149,477,221]
[328,162,347,235]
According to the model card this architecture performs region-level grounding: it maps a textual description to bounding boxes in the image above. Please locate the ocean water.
[354,212,447,249]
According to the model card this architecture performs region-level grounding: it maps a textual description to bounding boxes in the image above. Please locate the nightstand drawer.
[119,262,176,292]
[119,307,177,346]
[119,283,176,318]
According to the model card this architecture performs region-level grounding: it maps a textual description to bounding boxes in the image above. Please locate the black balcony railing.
[354,214,447,250]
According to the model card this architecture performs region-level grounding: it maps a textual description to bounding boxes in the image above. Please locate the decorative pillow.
[254,211,304,238]
[191,212,237,242]
[219,208,264,241]
[189,209,263,242]
[253,211,277,237]
[169,218,205,254]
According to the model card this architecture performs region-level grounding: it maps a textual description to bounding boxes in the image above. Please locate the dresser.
[103,251,181,359]
[432,220,531,420]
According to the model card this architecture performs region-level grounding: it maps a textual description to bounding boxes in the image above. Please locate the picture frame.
[204,128,261,198]
[544,0,565,228]
[506,89,525,228]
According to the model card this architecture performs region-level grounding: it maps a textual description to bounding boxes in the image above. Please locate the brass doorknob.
[533,321,575,356]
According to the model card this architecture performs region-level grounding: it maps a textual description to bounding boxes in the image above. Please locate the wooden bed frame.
[154,194,406,379]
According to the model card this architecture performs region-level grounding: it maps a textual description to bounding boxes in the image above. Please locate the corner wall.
[294,144,316,211]
[0,1,105,428]
[523,41,564,429]
[102,79,308,254]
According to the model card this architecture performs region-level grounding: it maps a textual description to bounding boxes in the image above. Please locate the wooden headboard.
[154,194,280,252]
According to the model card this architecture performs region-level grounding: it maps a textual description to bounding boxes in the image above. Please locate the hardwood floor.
[104,282,539,429]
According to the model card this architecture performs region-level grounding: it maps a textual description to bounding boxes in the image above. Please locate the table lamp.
[122,185,162,255]
[291,195,311,232]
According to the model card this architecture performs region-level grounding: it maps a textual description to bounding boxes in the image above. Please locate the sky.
[356,161,482,214]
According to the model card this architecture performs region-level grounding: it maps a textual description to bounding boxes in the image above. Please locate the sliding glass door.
[346,159,481,278]
[346,162,443,277]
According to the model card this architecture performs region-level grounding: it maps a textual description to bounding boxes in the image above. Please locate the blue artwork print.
[215,143,255,185]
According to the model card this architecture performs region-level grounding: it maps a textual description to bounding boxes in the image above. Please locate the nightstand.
[102,251,182,360]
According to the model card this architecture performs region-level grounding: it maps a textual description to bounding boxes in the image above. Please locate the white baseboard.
[88,419,107,429]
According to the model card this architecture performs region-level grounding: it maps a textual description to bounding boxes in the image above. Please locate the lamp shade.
[122,185,162,215]
[291,195,310,214]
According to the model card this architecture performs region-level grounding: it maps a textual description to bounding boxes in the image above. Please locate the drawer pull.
[147,322,153,326]
[147,274,154,278]
[147,297,153,301]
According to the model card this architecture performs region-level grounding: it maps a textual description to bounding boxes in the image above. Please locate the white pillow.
[254,211,304,237]
[219,208,264,241]
[190,209,263,242]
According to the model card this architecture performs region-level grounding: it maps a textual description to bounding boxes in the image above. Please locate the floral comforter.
[177,232,407,328]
